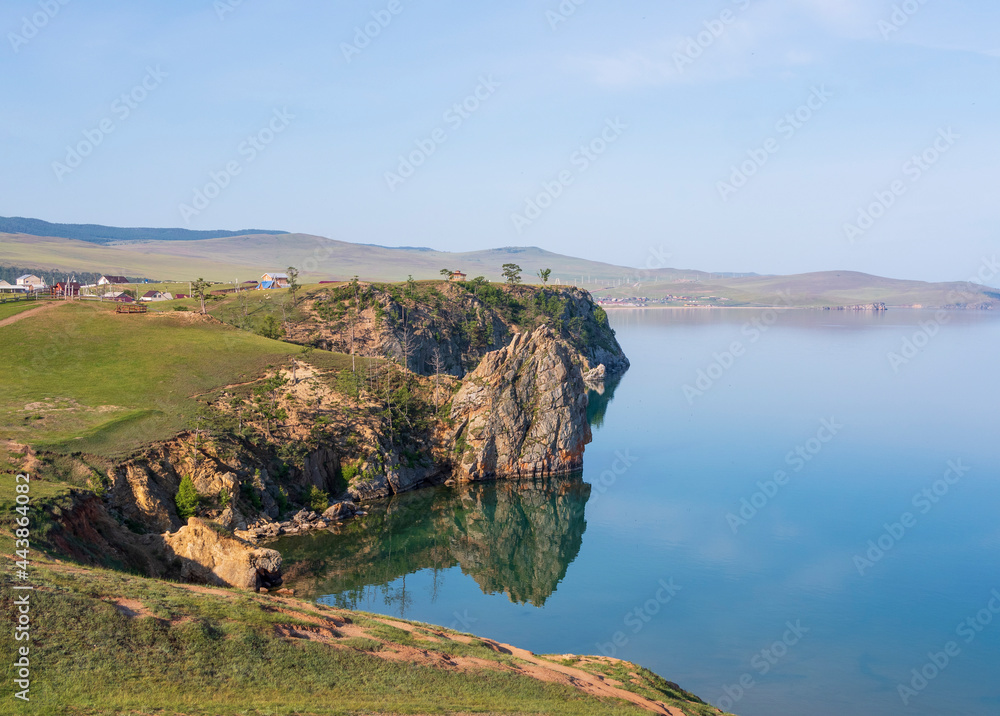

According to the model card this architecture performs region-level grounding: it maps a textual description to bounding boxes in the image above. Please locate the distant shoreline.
[599,305,991,311]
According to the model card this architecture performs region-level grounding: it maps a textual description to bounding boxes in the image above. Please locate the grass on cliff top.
[0,560,720,716]
[0,302,302,457]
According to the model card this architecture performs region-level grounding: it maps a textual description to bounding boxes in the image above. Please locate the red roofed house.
[53,281,82,297]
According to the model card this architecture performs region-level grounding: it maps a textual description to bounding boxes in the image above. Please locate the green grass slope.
[0,550,730,716]
[0,302,300,456]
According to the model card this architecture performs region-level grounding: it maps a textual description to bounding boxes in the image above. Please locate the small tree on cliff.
[175,475,201,520]
[502,263,522,285]
[537,268,552,285]
[192,278,211,314]
[286,266,300,305]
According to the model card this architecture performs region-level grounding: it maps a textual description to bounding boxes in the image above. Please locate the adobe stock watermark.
[384,75,501,191]
[449,609,478,633]
[595,578,681,658]
[717,85,833,202]
[178,107,295,224]
[628,245,675,284]
[886,310,950,372]
[896,588,1000,705]
[945,255,1000,307]
[214,0,247,21]
[682,290,792,404]
[726,418,843,534]
[843,127,958,243]
[8,0,70,54]
[878,0,932,40]
[673,0,752,74]
[341,0,405,63]
[510,118,627,234]
[590,449,638,494]
[546,0,587,30]
[51,65,168,182]
[714,620,809,713]
[853,459,970,576]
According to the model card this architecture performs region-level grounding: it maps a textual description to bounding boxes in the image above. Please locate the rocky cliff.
[449,326,592,482]
[285,281,629,378]
[24,282,627,591]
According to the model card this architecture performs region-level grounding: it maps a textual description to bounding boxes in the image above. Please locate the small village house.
[449,271,467,282]
[258,272,290,289]
[15,274,45,290]
[53,281,82,297]
[98,275,129,286]
[140,290,172,302]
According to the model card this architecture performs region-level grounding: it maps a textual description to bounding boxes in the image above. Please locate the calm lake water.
[277,308,1000,716]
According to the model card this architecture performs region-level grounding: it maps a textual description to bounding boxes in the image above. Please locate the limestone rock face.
[162,518,282,590]
[110,462,181,533]
[449,326,591,482]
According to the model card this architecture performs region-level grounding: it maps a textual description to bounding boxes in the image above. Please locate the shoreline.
[599,305,994,311]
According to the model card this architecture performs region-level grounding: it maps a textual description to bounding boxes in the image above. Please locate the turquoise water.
[278,308,1000,716]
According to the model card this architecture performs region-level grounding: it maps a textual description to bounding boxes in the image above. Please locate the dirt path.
[0,300,58,328]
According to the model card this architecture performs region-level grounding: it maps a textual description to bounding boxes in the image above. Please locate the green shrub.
[87,471,109,498]
[219,489,230,509]
[241,482,262,510]
[341,462,359,482]
[175,475,201,520]
[257,315,283,340]
[275,486,289,517]
[305,485,329,513]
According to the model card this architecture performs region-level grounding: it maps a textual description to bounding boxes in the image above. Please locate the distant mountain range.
[0,218,996,309]
[0,216,288,245]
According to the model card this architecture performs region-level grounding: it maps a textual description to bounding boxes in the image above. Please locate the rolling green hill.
[1,227,996,309]
[0,302,302,456]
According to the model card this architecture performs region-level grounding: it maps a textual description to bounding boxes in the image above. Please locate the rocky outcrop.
[449,326,591,482]
[290,282,629,379]
[162,517,282,590]
[346,452,448,502]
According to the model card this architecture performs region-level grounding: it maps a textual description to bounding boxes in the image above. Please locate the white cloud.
[565,0,882,88]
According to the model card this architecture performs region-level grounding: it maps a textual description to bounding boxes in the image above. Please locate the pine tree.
[175,475,201,520]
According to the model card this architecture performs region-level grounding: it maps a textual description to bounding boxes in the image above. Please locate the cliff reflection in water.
[277,476,591,610]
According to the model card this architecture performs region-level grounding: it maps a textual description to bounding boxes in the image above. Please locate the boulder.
[348,476,393,502]
[162,517,282,591]
[322,501,357,521]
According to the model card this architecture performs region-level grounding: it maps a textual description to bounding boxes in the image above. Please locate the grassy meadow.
[0,302,302,456]
[0,557,727,716]
[0,301,44,322]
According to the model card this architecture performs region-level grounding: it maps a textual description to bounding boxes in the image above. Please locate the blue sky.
[2,0,997,282]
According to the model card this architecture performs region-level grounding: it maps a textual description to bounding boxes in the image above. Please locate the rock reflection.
[277,475,591,609]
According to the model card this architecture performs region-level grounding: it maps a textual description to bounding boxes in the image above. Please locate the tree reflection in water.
[276,475,591,613]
